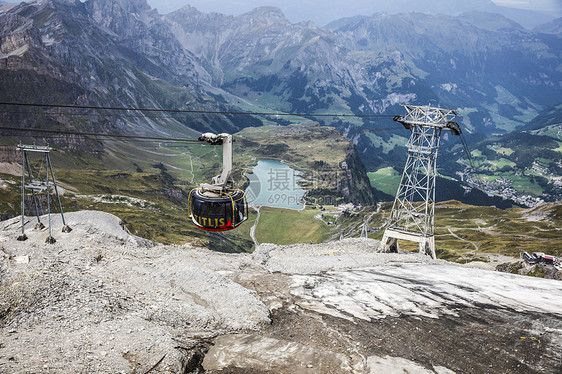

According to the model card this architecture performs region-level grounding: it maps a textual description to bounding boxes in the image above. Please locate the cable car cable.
[346,126,404,134]
[0,108,259,121]
[0,101,397,119]
[459,132,476,170]
[0,126,201,143]
[1,124,404,144]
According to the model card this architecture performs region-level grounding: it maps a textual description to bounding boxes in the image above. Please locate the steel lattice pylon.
[381,105,461,258]
[17,144,71,243]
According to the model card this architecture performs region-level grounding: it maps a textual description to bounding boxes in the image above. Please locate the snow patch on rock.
[290,263,562,322]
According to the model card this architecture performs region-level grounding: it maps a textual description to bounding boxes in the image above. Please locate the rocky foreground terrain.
[1,211,562,373]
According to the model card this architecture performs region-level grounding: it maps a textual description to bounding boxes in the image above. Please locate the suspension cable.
[0,102,397,119]
[459,132,476,171]
[0,126,200,143]
[0,124,404,143]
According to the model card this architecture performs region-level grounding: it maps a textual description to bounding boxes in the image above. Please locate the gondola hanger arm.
[198,133,234,190]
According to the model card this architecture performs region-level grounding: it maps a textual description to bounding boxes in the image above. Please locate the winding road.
[250,205,261,247]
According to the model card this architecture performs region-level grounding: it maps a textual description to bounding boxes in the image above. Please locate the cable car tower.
[17,144,71,243]
[187,133,248,231]
[381,105,461,259]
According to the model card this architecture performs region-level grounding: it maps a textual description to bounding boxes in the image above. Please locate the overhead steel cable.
[0,108,260,121]
[1,132,190,143]
[1,123,404,143]
[0,101,396,119]
[346,126,403,134]
[459,132,491,189]
[0,126,201,143]
[459,132,476,170]
[235,126,403,143]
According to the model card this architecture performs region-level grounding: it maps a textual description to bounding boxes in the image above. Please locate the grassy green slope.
[2,164,560,261]
[441,103,562,204]
[255,207,330,245]
[0,122,362,252]
[432,201,562,260]
[367,167,401,196]
[254,199,562,261]
[2,120,560,259]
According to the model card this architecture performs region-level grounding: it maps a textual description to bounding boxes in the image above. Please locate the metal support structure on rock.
[381,105,461,259]
[361,222,368,239]
[17,144,71,243]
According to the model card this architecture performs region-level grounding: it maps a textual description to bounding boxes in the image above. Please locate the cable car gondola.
[187,133,248,231]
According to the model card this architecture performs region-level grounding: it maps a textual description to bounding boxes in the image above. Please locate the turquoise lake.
[245,160,305,210]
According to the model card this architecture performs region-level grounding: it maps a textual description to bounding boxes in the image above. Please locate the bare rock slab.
[202,333,356,373]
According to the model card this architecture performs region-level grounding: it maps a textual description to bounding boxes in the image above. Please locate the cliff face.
[0,0,247,153]
[0,145,19,163]
[339,146,376,205]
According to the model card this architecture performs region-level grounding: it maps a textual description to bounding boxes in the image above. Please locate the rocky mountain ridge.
[149,0,560,29]
[1,0,561,205]
[2,0,560,136]
[0,0,251,148]
[535,17,562,34]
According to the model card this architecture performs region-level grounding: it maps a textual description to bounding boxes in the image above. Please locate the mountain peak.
[51,0,79,5]
[534,17,562,35]
[241,6,288,23]
[459,10,524,31]
[169,3,203,17]
[87,0,151,14]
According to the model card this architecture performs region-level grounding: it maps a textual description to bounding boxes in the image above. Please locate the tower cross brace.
[381,105,461,258]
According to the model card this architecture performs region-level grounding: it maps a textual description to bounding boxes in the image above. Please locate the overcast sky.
[146,0,562,20]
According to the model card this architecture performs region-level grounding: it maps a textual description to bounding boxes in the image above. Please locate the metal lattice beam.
[382,105,460,258]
